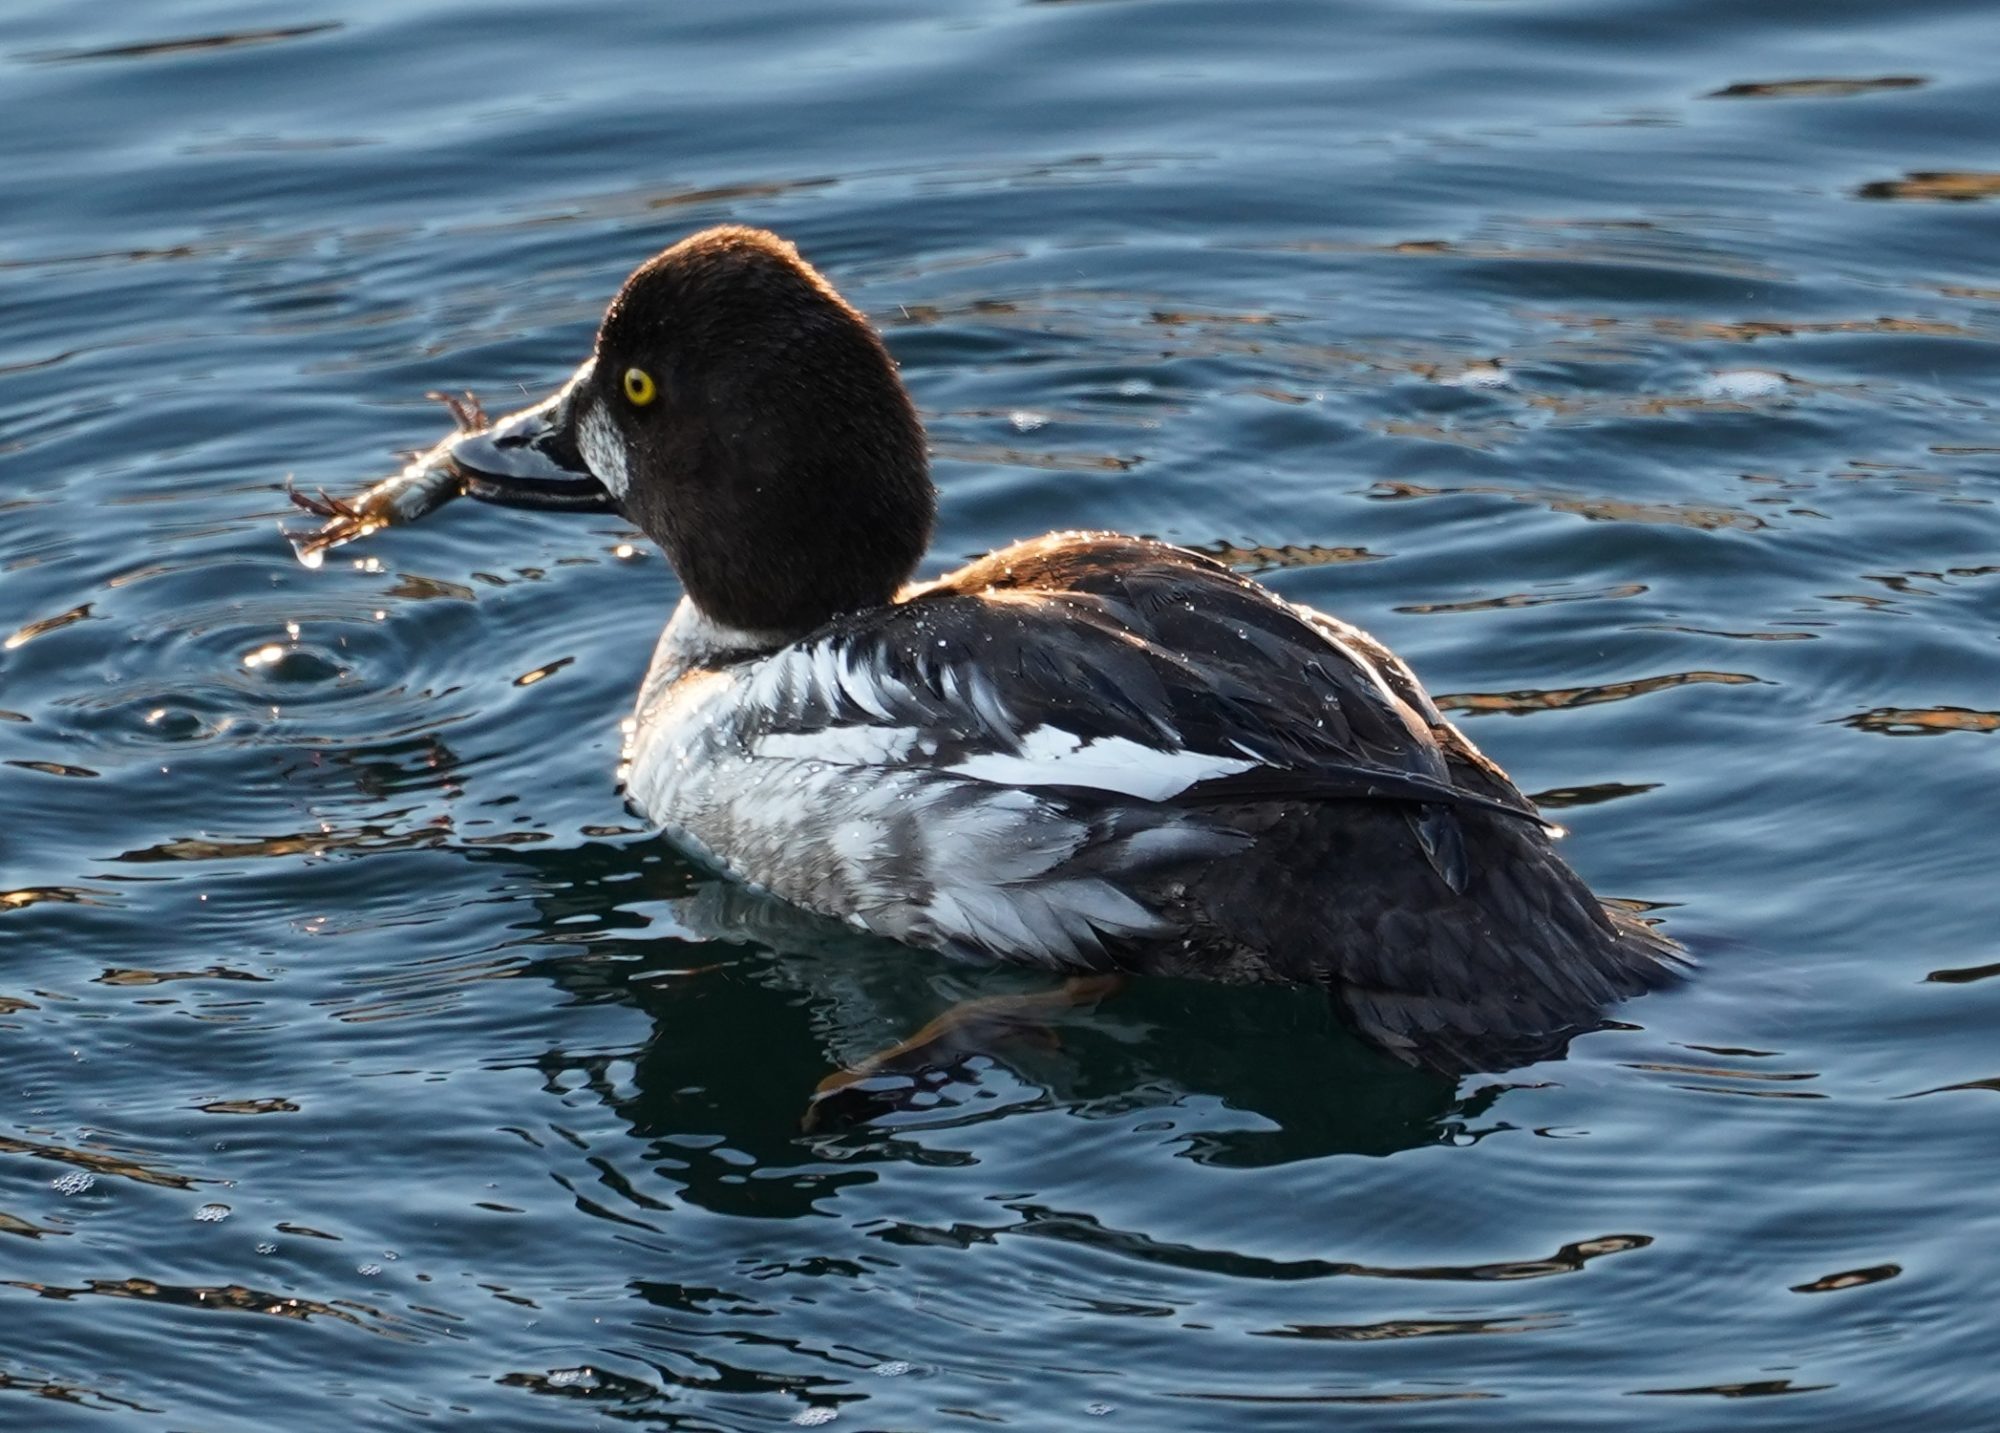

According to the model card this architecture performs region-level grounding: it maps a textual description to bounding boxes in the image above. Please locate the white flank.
[948,727,1255,802]
[620,627,1248,968]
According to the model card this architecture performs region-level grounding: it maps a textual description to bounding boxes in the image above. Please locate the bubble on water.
[1698,368,1787,400]
[792,1409,838,1428]
[870,1361,915,1377]
[357,1262,383,1276]
[52,1171,94,1196]
[1437,361,1511,389]
[194,1202,230,1222]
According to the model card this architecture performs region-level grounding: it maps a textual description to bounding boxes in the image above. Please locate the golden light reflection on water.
[1438,670,1762,716]
[0,1209,61,1238]
[0,1368,152,1414]
[4,601,92,650]
[1370,479,1766,532]
[196,1098,301,1115]
[1198,540,1379,573]
[114,822,447,864]
[0,1134,204,1190]
[1532,310,1971,343]
[384,573,477,602]
[1398,583,1646,616]
[1,886,113,910]
[1791,1264,1901,1294]
[3,759,99,778]
[1842,706,1998,736]
[1857,171,2000,202]
[94,966,267,987]
[4,1276,429,1341]
[512,656,575,688]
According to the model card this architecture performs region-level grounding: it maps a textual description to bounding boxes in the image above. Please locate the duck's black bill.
[447,372,614,514]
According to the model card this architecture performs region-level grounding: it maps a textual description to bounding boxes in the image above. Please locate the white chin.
[577,399,631,499]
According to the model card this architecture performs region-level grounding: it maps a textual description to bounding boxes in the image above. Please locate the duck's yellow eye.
[623,366,657,406]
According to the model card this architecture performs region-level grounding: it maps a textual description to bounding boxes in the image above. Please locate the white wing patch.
[753,725,925,766]
[622,614,1255,970]
[948,727,1256,802]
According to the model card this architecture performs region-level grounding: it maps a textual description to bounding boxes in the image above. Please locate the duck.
[426,224,1684,1074]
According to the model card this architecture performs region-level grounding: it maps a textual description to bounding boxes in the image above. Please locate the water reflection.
[1857,172,2000,203]
[1636,1378,1835,1399]
[1438,670,1763,716]
[866,1221,1654,1285]
[4,1276,429,1340]
[1706,76,1926,101]
[479,845,1488,1184]
[1791,1263,1900,1294]
[1255,1311,1564,1340]
[1198,539,1380,573]
[3,602,93,649]
[21,23,341,66]
[1370,478,1768,532]
[1399,583,1645,615]
[0,1370,153,1415]
[1529,781,1662,809]
[0,1134,205,1191]
[1841,705,1998,736]
[1924,960,2000,985]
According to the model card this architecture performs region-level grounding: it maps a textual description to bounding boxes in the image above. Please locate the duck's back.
[630,532,1681,1072]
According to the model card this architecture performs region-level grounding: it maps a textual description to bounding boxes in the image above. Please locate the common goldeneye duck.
[418,224,1685,1073]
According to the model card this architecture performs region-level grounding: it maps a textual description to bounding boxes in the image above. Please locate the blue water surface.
[3,0,1998,1427]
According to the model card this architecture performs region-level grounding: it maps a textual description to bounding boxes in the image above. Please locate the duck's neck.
[656,596,791,674]
[634,596,791,730]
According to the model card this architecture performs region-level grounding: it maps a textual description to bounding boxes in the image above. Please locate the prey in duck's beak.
[284,361,614,569]
[446,360,614,513]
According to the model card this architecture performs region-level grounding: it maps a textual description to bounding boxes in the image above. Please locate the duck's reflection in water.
[497,844,1526,1213]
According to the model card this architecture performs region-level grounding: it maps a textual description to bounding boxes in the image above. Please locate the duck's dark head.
[451,227,935,636]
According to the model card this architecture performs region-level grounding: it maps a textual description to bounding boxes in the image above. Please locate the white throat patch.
[651,598,789,680]
[577,398,630,499]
